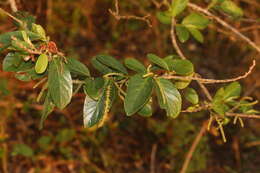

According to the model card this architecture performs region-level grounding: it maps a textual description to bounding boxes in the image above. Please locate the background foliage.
[0,0,260,172]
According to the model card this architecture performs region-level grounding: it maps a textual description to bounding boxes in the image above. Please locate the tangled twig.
[188,3,260,53]
[109,0,152,27]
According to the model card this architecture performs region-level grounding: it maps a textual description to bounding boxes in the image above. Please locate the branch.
[171,18,186,59]
[170,17,213,101]
[8,0,18,12]
[188,3,260,53]
[226,113,260,119]
[162,60,256,84]
[179,121,208,173]
[109,0,152,27]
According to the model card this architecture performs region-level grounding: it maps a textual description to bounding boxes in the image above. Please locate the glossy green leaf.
[124,74,154,116]
[182,13,210,30]
[184,87,199,104]
[3,53,33,72]
[176,25,190,43]
[171,59,194,75]
[138,100,153,117]
[84,77,105,100]
[83,80,117,128]
[188,28,204,43]
[124,58,146,73]
[95,54,128,74]
[48,58,73,109]
[39,92,55,129]
[147,53,169,70]
[35,54,48,74]
[156,11,172,25]
[66,57,90,77]
[220,0,243,18]
[155,78,182,118]
[223,82,241,100]
[91,57,114,74]
[171,0,189,17]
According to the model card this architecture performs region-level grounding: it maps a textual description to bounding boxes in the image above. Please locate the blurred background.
[0,0,260,172]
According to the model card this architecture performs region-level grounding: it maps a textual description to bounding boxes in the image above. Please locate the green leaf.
[84,77,105,100]
[55,129,76,143]
[39,92,55,129]
[0,31,40,52]
[48,58,73,109]
[95,54,128,74]
[124,58,146,73]
[35,54,49,74]
[11,38,32,52]
[223,82,241,100]
[182,13,210,30]
[176,25,190,43]
[83,80,117,128]
[155,78,182,118]
[2,53,33,72]
[32,23,47,41]
[147,53,169,70]
[184,87,199,104]
[171,0,189,17]
[66,57,90,77]
[156,11,172,25]
[212,88,229,115]
[15,73,32,81]
[12,144,34,157]
[138,100,153,117]
[91,57,114,74]
[220,0,243,18]
[124,74,154,116]
[188,28,204,43]
[171,59,194,75]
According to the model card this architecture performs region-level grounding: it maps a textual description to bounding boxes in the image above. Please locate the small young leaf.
[83,80,117,128]
[95,54,128,74]
[184,87,199,104]
[176,25,190,43]
[147,53,169,70]
[212,87,229,115]
[124,58,146,73]
[188,28,204,43]
[223,82,241,100]
[48,58,73,109]
[35,54,48,74]
[182,13,210,30]
[32,23,47,41]
[171,59,194,76]
[171,0,189,17]
[156,11,172,25]
[155,78,182,118]
[66,57,90,77]
[124,74,154,116]
[220,0,243,18]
